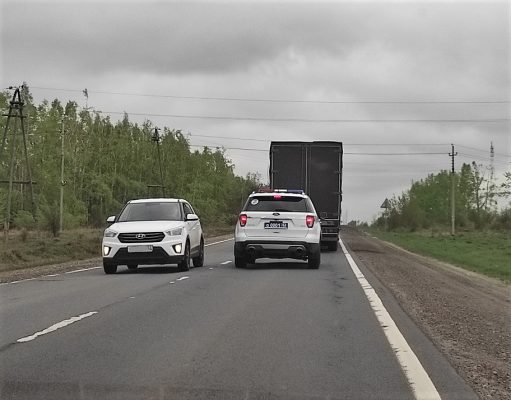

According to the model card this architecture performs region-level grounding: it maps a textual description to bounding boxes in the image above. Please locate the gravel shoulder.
[341,228,510,400]
[0,234,233,284]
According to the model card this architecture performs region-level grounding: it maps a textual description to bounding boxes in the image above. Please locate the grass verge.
[365,229,511,283]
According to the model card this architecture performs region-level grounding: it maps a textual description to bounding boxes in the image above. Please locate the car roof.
[128,198,184,204]
[249,192,308,198]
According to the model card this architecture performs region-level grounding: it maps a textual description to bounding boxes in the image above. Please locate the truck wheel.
[235,255,247,268]
[307,251,321,269]
[103,262,117,274]
[178,241,191,272]
[328,240,338,251]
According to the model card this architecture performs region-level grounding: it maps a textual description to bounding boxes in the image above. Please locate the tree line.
[373,163,511,231]
[0,86,260,235]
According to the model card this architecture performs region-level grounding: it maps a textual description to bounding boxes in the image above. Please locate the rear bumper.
[234,241,320,260]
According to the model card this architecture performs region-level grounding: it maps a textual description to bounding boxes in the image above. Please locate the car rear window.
[244,196,311,212]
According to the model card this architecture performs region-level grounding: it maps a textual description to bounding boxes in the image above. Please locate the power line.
[456,144,511,159]
[28,86,511,105]
[95,110,509,123]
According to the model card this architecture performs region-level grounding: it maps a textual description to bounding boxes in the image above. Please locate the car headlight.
[104,229,118,238]
[166,227,183,236]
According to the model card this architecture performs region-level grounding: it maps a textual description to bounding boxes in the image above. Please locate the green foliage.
[0,87,261,231]
[374,164,510,231]
[13,210,36,230]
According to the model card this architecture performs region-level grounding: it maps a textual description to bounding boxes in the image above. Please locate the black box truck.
[269,141,343,251]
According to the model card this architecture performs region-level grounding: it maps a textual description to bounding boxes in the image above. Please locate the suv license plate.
[264,221,288,229]
[128,245,153,253]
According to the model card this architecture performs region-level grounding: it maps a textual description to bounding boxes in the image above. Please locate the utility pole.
[152,128,166,197]
[59,118,65,233]
[1,86,36,239]
[449,144,457,236]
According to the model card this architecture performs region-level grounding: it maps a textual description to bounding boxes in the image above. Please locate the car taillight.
[306,215,315,228]
[239,214,248,227]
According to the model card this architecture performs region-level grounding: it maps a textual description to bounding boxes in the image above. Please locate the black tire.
[127,264,138,270]
[192,238,204,268]
[235,255,247,269]
[178,241,191,272]
[328,240,338,251]
[103,262,117,274]
[307,251,321,269]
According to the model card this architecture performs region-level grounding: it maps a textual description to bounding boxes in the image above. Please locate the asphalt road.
[0,238,476,400]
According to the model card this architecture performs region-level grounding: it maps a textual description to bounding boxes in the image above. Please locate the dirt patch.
[0,234,233,284]
[341,228,510,400]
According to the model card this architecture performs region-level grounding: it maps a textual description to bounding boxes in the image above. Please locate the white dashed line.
[17,311,98,343]
[208,267,214,270]
[205,238,233,247]
[339,238,441,400]
[176,276,189,281]
[43,274,60,277]
[221,260,232,265]
[65,267,101,274]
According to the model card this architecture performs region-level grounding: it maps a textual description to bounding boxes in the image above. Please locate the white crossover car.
[102,198,204,274]
[234,189,321,269]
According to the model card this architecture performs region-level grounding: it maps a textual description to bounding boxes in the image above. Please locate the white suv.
[234,190,321,269]
[102,198,204,274]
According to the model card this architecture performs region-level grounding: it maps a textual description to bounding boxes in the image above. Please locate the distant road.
[0,238,476,399]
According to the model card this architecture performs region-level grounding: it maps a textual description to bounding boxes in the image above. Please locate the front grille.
[118,232,165,243]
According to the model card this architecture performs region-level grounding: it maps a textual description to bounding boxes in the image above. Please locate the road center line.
[221,260,232,265]
[17,311,98,343]
[339,238,441,400]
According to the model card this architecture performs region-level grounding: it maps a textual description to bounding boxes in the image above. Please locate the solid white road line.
[205,237,234,247]
[65,267,101,274]
[17,311,98,343]
[339,238,441,400]
[221,260,232,265]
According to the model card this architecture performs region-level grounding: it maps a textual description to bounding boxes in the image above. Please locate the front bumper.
[102,236,185,266]
[234,241,320,260]
[103,246,185,266]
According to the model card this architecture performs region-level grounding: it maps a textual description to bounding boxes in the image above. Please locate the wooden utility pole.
[152,128,166,197]
[449,144,458,236]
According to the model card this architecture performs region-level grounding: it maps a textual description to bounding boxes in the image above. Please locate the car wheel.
[127,264,138,270]
[328,240,338,251]
[307,250,320,269]
[192,238,204,267]
[103,262,117,274]
[178,241,191,272]
[235,255,247,268]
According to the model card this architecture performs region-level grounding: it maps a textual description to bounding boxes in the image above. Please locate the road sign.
[381,198,390,209]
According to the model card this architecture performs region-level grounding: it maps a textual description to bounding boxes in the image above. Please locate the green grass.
[365,229,511,283]
[0,228,103,272]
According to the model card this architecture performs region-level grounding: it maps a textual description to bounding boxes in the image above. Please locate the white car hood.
[109,221,184,233]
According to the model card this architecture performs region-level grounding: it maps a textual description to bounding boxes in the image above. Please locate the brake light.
[306,215,315,228]
[239,214,248,227]
[273,194,282,200]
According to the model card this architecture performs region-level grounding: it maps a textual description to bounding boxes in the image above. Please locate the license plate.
[127,245,153,253]
[264,221,288,229]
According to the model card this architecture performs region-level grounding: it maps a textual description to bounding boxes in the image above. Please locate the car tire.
[192,238,204,268]
[328,240,338,251]
[178,241,191,272]
[307,250,320,269]
[127,264,138,270]
[235,255,247,269]
[103,262,117,274]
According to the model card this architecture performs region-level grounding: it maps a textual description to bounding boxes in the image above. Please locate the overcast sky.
[1,0,510,222]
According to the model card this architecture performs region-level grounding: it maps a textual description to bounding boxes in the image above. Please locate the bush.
[14,210,36,230]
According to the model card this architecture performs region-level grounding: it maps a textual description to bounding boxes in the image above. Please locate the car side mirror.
[186,213,199,221]
[106,215,116,223]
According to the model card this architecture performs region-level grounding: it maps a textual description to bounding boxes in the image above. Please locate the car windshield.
[244,196,310,212]
[117,202,181,222]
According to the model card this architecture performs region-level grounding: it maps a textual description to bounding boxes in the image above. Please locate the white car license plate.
[264,221,288,229]
[127,245,153,253]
